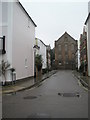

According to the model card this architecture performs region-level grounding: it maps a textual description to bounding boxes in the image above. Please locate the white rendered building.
[0,1,36,83]
[35,38,47,70]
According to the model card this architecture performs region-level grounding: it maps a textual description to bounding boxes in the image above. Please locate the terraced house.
[0,1,36,84]
[55,32,78,70]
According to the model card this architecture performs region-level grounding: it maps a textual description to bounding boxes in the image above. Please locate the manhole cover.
[23,96,37,99]
[58,92,80,97]
[27,113,51,118]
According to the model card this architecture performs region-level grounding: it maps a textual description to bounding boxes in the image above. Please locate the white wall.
[0,2,2,119]
[88,1,90,13]
[37,39,47,69]
[12,2,35,80]
[87,17,90,76]
[0,2,13,82]
[0,2,35,81]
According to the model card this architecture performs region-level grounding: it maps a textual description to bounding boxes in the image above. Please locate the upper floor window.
[58,54,62,60]
[65,44,68,51]
[65,55,68,61]
[71,44,74,51]
[65,36,68,42]
[58,45,61,51]
[72,54,74,59]
[28,19,30,28]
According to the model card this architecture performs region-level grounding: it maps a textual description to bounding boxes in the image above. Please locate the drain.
[24,96,37,99]
[58,92,80,97]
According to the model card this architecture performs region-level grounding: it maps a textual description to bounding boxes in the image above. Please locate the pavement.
[73,70,90,90]
[0,70,57,94]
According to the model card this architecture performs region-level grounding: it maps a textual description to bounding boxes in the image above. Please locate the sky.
[19,0,89,48]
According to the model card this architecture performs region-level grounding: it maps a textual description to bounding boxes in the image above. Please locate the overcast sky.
[20,0,89,48]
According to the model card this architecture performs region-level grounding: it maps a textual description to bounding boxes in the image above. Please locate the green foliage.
[35,54,43,71]
[0,60,10,84]
[0,60,10,76]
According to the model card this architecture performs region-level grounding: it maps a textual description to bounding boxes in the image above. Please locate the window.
[28,19,30,28]
[65,36,68,42]
[0,36,6,54]
[71,44,74,51]
[58,45,61,51]
[59,55,62,65]
[65,44,68,51]
[65,55,68,61]
[0,38,3,50]
[65,55,68,64]
[72,54,74,59]
[58,54,62,60]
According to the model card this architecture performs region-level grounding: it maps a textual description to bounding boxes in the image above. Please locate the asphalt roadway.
[2,70,88,118]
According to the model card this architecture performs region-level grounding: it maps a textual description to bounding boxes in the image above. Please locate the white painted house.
[0,1,37,83]
[35,38,47,70]
[85,2,90,76]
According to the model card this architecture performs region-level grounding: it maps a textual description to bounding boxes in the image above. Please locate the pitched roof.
[35,38,47,47]
[85,13,90,25]
[18,1,37,27]
[55,32,76,42]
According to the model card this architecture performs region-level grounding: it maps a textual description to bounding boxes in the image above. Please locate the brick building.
[46,45,51,70]
[80,27,88,75]
[55,32,77,70]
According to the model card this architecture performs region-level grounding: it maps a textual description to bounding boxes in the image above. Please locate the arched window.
[65,36,68,42]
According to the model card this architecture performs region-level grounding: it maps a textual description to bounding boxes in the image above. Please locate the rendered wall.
[12,2,35,80]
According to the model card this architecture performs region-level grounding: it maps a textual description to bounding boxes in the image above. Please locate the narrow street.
[2,70,88,118]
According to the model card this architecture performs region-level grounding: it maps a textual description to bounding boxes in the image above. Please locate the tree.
[35,54,43,71]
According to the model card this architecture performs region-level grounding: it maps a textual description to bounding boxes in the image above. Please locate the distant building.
[55,32,77,70]
[46,45,51,70]
[75,50,78,70]
[78,48,80,70]
[35,38,47,70]
[79,27,88,75]
[85,6,90,76]
[0,1,36,84]
[50,48,55,69]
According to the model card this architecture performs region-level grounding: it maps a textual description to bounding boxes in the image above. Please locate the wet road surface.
[2,70,88,118]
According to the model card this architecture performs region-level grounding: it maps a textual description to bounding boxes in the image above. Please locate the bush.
[35,54,43,71]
